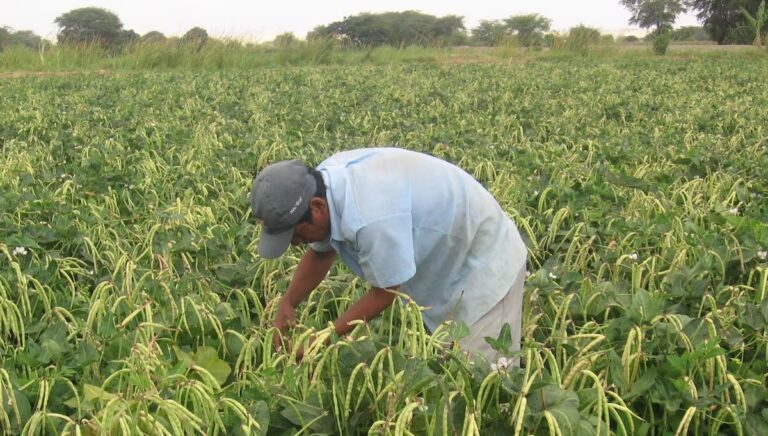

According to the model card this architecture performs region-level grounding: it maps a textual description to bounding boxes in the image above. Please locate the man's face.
[290,197,331,246]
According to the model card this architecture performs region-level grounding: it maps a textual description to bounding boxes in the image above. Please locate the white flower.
[628,253,639,261]
[533,190,539,196]
[415,397,428,412]
[128,185,135,189]
[525,270,531,278]
[12,247,28,256]
[548,272,557,280]
[60,173,66,179]
[728,207,739,215]
[87,270,94,275]
[491,356,509,371]
[758,251,767,261]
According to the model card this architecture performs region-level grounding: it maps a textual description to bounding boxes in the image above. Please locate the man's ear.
[309,197,328,216]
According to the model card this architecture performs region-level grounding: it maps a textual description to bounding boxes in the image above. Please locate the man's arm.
[333,286,398,336]
[276,249,336,330]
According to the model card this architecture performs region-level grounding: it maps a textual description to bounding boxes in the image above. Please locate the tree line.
[1,2,766,53]
[622,0,766,45]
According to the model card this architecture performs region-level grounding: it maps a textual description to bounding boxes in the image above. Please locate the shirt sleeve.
[355,213,416,288]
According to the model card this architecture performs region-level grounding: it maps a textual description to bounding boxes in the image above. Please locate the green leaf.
[83,384,117,402]
[279,399,334,433]
[625,368,657,400]
[484,322,513,354]
[604,168,655,192]
[3,388,32,433]
[194,346,232,385]
[449,321,470,341]
[628,290,665,324]
[527,385,580,435]
[746,412,768,436]
[252,400,270,436]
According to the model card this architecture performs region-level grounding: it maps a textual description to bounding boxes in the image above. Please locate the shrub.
[653,33,670,55]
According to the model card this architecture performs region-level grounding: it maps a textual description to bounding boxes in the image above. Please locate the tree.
[55,7,123,46]
[273,32,299,48]
[504,14,552,47]
[669,25,711,40]
[181,27,209,50]
[620,0,687,33]
[0,26,10,50]
[118,29,140,48]
[9,30,44,49]
[472,20,508,45]
[568,25,602,44]
[687,0,763,44]
[741,0,767,46]
[141,31,166,43]
[306,11,465,47]
[564,25,603,53]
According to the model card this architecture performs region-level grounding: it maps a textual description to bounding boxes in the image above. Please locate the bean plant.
[1,58,767,435]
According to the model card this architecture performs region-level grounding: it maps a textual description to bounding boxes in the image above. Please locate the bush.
[565,25,601,55]
[653,33,670,55]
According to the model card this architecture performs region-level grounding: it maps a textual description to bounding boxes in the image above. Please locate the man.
[250,147,527,363]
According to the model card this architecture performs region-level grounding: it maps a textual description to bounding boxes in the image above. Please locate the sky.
[3,0,701,42]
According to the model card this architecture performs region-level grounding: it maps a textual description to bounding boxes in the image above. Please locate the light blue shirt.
[309,148,527,332]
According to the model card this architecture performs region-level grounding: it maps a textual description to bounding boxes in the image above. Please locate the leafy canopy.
[471,20,508,46]
[504,14,552,46]
[687,0,765,43]
[54,7,124,46]
[181,27,209,50]
[307,11,465,47]
[620,0,687,33]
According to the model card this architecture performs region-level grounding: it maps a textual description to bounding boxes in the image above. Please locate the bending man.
[250,147,527,362]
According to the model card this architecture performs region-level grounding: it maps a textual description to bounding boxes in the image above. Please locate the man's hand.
[333,286,398,337]
[272,249,337,350]
[273,298,297,350]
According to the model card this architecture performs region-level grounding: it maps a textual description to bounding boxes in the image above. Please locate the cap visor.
[258,227,294,259]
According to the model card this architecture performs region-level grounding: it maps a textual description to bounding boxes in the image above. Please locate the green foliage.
[272,32,299,49]
[117,29,140,49]
[307,11,465,47]
[0,28,44,51]
[0,26,10,50]
[140,31,166,44]
[741,0,768,46]
[653,32,671,54]
[9,30,44,49]
[504,13,552,47]
[54,7,125,47]
[689,0,765,44]
[620,0,687,32]
[181,26,209,51]
[471,20,508,46]
[670,25,710,41]
[2,58,768,433]
[565,25,602,55]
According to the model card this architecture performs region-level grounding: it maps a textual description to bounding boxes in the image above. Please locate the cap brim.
[258,227,294,259]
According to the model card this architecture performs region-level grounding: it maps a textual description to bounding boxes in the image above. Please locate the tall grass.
[0,39,764,72]
[0,40,458,71]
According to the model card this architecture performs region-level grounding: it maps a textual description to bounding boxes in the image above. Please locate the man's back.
[310,148,527,331]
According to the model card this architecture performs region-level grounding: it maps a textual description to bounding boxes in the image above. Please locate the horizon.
[2,1,701,43]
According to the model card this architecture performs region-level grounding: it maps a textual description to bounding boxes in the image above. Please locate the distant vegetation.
[1,3,767,71]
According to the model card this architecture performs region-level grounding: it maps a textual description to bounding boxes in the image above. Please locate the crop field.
[1,58,768,435]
